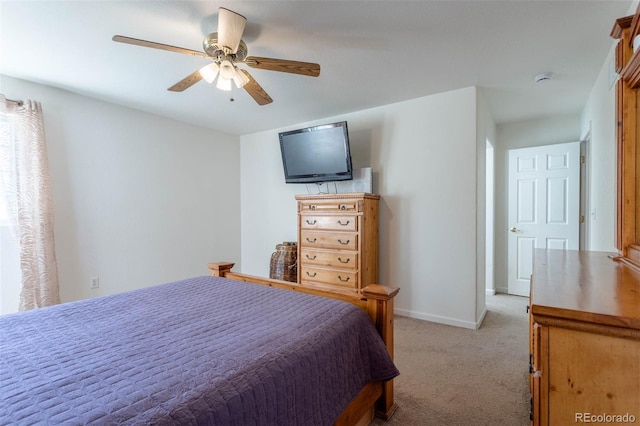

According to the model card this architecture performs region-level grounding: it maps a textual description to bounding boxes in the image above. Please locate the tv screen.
[278,121,353,184]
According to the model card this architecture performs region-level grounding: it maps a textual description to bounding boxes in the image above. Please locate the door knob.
[510,227,519,233]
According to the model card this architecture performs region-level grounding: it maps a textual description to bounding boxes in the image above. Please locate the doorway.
[507,142,581,296]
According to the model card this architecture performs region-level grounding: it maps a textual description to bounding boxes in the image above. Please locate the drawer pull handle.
[337,220,350,226]
[338,257,350,264]
[306,254,317,260]
[306,271,317,277]
[340,205,346,210]
[306,219,317,225]
[306,237,317,243]
[338,275,350,282]
[310,205,316,210]
[337,239,350,245]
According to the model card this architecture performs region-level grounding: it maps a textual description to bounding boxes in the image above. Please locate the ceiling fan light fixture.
[219,59,235,80]
[199,63,219,83]
[216,76,232,91]
[232,68,250,88]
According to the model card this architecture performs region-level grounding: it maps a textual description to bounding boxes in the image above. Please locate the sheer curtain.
[0,95,60,311]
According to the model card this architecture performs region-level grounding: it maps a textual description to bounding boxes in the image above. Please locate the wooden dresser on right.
[529,250,640,426]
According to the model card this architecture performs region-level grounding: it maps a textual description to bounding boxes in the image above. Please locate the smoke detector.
[534,72,553,83]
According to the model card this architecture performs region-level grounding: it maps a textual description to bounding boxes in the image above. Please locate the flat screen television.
[278,121,353,184]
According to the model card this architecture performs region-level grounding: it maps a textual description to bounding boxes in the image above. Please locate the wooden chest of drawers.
[529,250,640,425]
[296,193,379,294]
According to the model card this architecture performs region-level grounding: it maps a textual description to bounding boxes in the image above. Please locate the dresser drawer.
[301,267,358,289]
[299,200,360,213]
[300,231,358,250]
[300,248,358,269]
[301,215,358,231]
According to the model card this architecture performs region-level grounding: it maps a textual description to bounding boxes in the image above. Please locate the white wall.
[241,87,487,329]
[580,45,618,252]
[1,75,241,304]
[494,113,581,293]
[0,226,20,314]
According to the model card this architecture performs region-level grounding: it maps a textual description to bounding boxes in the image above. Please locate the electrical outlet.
[90,276,100,289]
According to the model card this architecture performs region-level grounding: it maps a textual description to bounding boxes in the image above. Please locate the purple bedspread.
[0,276,398,425]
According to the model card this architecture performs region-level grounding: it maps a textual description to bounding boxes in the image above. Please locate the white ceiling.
[0,1,633,135]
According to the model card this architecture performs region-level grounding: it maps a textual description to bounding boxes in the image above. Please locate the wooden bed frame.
[208,262,399,425]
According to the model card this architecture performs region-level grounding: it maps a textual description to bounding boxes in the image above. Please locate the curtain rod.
[6,98,24,106]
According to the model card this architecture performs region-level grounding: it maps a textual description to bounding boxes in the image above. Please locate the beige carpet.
[373,294,530,426]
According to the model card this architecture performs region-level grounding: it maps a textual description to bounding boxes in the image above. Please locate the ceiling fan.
[112,7,320,105]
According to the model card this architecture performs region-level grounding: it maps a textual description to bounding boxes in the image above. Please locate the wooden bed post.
[362,284,399,420]
[208,262,235,277]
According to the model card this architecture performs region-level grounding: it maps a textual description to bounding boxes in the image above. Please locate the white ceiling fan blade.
[217,7,247,54]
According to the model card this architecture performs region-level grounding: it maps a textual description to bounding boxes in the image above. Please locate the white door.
[507,142,580,296]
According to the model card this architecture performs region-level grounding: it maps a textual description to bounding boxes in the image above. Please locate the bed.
[0,262,399,425]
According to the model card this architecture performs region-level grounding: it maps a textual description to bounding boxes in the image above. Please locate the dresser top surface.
[531,249,640,330]
[295,193,380,201]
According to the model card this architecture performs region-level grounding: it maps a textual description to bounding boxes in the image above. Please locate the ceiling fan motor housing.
[203,32,248,61]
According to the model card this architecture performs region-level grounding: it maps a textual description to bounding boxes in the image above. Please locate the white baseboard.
[396,307,487,330]
[486,288,496,296]
[476,306,488,328]
[496,285,508,294]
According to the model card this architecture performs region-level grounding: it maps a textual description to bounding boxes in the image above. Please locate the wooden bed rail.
[208,262,399,421]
